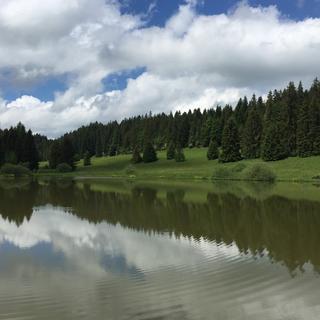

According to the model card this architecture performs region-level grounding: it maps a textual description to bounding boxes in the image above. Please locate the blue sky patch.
[102,67,146,92]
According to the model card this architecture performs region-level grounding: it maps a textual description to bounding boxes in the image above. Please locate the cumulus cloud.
[0,0,319,136]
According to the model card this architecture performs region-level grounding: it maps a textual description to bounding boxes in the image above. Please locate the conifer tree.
[131,146,142,164]
[61,136,76,170]
[285,82,298,155]
[297,101,312,157]
[241,105,262,159]
[49,141,61,169]
[142,142,157,163]
[95,133,103,157]
[166,141,175,160]
[83,151,91,166]
[219,118,241,163]
[261,95,289,161]
[261,123,288,161]
[207,139,219,160]
[309,98,320,155]
[23,130,39,170]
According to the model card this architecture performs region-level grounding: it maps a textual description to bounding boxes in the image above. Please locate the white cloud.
[0,1,319,137]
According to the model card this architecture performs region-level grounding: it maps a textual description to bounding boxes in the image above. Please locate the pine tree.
[166,141,175,160]
[83,151,91,166]
[142,142,157,163]
[175,146,186,162]
[219,118,241,163]
[131,146,142,164]
[207,139,219,160]
[241,105,262,159]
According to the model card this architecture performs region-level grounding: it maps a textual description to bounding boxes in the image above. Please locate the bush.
[56,163,73,173]
[0,163,32,177]
[244,164,277,182]
[212,167,231,180]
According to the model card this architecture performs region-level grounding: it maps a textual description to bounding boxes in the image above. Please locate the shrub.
[244,164,277,182]
[56,163,73,173]
[212,167,231,180]
[0,163,32,177]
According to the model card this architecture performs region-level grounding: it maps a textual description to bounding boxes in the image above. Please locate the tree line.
[1,79,320,170]
[51,79,320,165]
[0,123,39,170]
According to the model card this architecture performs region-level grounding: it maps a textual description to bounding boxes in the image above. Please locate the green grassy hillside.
[38,148,320,182]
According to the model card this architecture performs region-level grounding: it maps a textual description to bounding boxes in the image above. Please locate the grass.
[37,148,320,182]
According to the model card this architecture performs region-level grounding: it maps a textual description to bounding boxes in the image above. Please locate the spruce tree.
[261,123,288,161]
[285,82,298,155]
[131,146,142,164]
[61,136,76,170]
[142,142,158,163]
[95,133,103,157]
[241,105,262,159]
[166,141,175,160]
[261,96,289,161]
[207,139,219,160]
[49,141,61,169]
[23,130,39,170]
[219,118,241,163]
[83,151,91,166]
[297,101,312,157]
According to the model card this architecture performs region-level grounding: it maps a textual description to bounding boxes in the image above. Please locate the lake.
[0,178,320,319]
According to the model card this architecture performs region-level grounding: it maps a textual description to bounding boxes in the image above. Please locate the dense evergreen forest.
[0,79,320,171]
[0,123,39,170]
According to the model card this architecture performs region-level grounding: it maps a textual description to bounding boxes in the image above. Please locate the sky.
[0,0,320,137]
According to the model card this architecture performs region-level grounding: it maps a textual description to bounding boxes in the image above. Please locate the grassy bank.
[36,148,320,182]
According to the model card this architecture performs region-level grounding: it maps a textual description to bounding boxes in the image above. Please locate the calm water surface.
[1,179,320,319]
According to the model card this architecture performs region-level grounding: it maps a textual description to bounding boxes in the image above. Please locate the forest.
[0,79,320,171]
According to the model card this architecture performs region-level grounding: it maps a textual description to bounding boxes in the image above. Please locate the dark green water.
[1,178,320,319]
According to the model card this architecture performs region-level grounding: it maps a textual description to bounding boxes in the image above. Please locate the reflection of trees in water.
[1,179,320,275]
[0,179,39,225]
